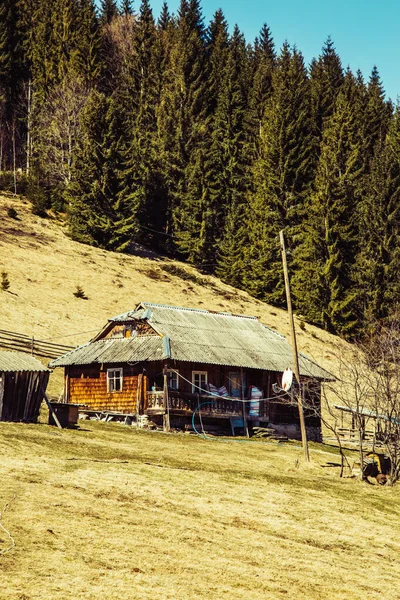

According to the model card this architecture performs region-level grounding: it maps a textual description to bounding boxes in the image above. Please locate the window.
[107,368,123,392]
[167,369,179,390]
[229,372,242,398]
[192,371,208,394]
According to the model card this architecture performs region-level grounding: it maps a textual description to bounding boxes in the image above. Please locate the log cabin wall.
[67,364,145,413]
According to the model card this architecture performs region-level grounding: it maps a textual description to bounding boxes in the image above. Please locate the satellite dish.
[282,368,293,391]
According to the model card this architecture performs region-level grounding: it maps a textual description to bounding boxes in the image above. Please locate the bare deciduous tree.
[36,77,89,189]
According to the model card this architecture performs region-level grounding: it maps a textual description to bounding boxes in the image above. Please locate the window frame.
[192,370,208,394]
[229,371,243,398]
[167,369,179,390]
[107,367,123,393]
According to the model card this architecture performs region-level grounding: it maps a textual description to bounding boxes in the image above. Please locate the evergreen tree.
[0,0,25,170]
[361,66,392,172]
[100,0,119,25]
[67,89,127,248]
[355,107,400,325]
[245,23,275,162]
[293,71,363,335]
[73,0,101,84]
[310,37,344,141]
[157,0,209,254]
[158,1,172,30]
[117,0,168,251]
[120,0,133,15]
[242,44,315,304]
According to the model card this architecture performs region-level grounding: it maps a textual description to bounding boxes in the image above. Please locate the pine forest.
[1,0,398,338]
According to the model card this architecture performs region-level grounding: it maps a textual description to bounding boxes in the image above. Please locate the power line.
[44,329,100,342]
[170,369,284,403]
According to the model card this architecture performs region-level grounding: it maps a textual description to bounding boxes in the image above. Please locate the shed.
[0,351,50,422]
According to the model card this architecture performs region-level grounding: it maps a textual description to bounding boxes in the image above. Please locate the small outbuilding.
[0,351,50,422]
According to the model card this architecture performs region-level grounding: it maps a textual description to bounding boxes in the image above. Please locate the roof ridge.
[140,302,258,320]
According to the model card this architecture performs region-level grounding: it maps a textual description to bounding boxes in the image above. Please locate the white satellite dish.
[282,368,293,391]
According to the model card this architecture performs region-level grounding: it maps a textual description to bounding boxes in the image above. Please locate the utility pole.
[279,230,310,462]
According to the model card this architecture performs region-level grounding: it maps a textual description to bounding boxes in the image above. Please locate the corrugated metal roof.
[0,351,50,372]
[49,335,164,367]
[137,304,331,379]
[51,303,332,379]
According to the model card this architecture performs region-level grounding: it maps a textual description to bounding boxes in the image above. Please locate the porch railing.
[146,390,243,416]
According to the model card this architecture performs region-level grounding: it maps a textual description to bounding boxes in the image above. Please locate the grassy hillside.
[0,418,399,600]
[1,195,399,599]
[0,193,341,396]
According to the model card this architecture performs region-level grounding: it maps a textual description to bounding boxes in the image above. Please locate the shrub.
[299,320,306,331]
[73,285,88,299]
[1,271,10,291]
[162,263,202,285]
[7,207,18,219]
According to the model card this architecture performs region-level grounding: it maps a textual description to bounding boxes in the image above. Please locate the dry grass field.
[2,193,394,599]
[0,419,399,600]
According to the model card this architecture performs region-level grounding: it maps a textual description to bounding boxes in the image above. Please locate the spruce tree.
[100,0,119,25]
[310,37,344,141]
[120,0,133,15]
[355,107,400,325]
[158,2,172,30]
[0,0,25,171]
[293,71,363,335]
[242,44,315,304]
[67,90,127,248]
[117,0,168,251]
[157,0,209,257]
[361,66,392,172]
[245,24,275,162]
[73,0,101,84]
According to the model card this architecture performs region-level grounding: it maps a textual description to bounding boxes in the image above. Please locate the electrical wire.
[43,329,100,342]
[170,369,293,443]
[170,369,283,403]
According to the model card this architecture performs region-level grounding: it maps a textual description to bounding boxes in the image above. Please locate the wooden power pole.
[279,230,310,462]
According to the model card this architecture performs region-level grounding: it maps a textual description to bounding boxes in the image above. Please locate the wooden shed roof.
[0,351,50,373]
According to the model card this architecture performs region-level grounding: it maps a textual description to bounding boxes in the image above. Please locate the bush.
[0,171,28,195]
[73,285,88,299]
[1,271,10,291]
[7,207,18,219]
[162,263,202,285]
[25,178,49,217]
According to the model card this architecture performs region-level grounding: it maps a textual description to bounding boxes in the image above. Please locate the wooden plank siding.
[67,365,143,413]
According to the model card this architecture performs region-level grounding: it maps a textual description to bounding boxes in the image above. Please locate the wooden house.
[0,351,50,422]
[50,303,332,439]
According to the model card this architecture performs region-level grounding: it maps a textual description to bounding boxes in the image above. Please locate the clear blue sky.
[146,0,400,102]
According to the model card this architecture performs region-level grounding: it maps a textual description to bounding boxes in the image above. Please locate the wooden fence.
[0,329,74,360]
